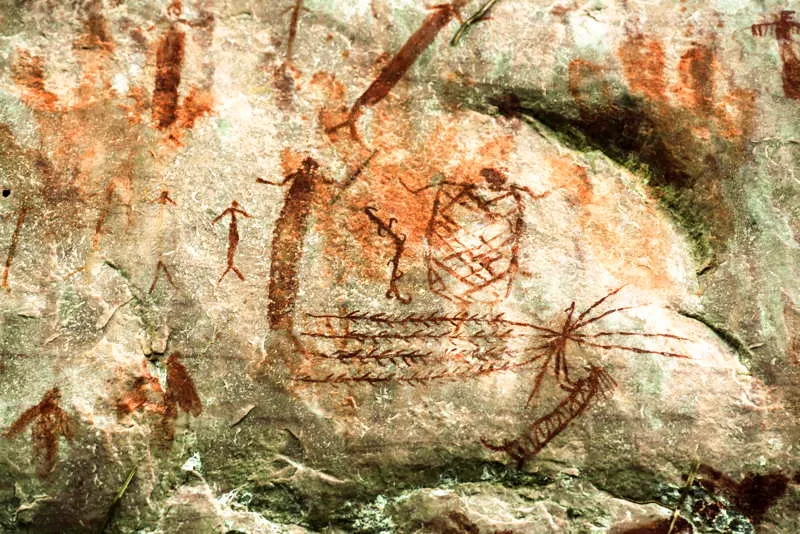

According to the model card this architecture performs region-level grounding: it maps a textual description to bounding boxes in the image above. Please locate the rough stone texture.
[0,0,799,532]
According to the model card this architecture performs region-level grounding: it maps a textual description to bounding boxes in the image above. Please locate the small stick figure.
[153,190,177,206]
[3,387,75,478]
[149,191,178,293]
[213,200,251,283]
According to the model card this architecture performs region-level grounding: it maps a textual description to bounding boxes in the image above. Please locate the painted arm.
[4,405,39,438]
[514,185,550,201]
[212,209,231,224]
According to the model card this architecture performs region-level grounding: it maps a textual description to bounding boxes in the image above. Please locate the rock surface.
[1,0,799,532]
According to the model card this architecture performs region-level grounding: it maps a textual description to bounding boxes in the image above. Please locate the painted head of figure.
[302,157,319,174]
[480,168,508,191]
[43,387,61,404]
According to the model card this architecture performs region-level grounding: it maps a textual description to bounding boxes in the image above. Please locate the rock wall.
[0,0,799,532]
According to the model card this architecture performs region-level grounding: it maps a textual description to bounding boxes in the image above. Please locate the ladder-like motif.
[426,182,523,304]
[483,366,616,467]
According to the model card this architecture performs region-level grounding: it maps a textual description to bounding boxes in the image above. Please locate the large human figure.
[4,388,74,478]
[752,10,800,100]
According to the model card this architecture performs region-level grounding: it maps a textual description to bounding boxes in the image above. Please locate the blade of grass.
[101,466,137,533]
[450,0,501,46]
[667,460,699,534]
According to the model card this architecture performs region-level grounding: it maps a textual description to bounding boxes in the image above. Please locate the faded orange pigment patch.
[312,152,434,285]
[74,2,115,53]
[675,44,715,114]
[2,3,216,283]
[178,87,214,129]
[546,154,674,288]
[120,85,150,124]
[308,64,523,291]
[551,2,577,17]
[474,134,516,171]
[317,102,520,289]
[546,156,593,208]
[313,72,352,144]
[568,59,610,104]
[11,51,58,111]
[672,40,756,142]
[588,206,675,290]
[92,156,137,249]
[618,34,667,101]
[310,71,347,103]
[279,148,307,177]
[12,60,150,244]
[72,46,116,110]
[714,87,757,141]
[548,155,674,289]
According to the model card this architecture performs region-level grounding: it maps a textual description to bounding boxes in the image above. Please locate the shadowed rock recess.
[1,0,799,532]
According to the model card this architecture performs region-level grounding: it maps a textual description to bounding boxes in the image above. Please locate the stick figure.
[153,190,177,206]
[148,190,178,293]
[213,200,250,283]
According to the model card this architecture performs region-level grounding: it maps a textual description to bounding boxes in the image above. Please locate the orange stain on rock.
[320,109,520,290]
[121,85,150,124]
[675,44,715,114]
[11,51,59,111]
[313,72,352,144]
[308,72,523,290]
[618,34,667,101]
[671,40,756,142]
[547,155,673,289]
[117,362,165,416]
[546,156,593,208]
[2,4,219,284]
[312,72,352,143]
[311,71,347,103]
[178,86,214,129]
[75,3,115,53]
[714,87,757,142]
[279,148,308,177]
[477,135,516,169]
[568,59,606,101]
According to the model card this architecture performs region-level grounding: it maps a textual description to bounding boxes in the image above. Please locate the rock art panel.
[1,0,799,532]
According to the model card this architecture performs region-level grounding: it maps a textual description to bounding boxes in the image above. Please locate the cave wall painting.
[0,0,705,475]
